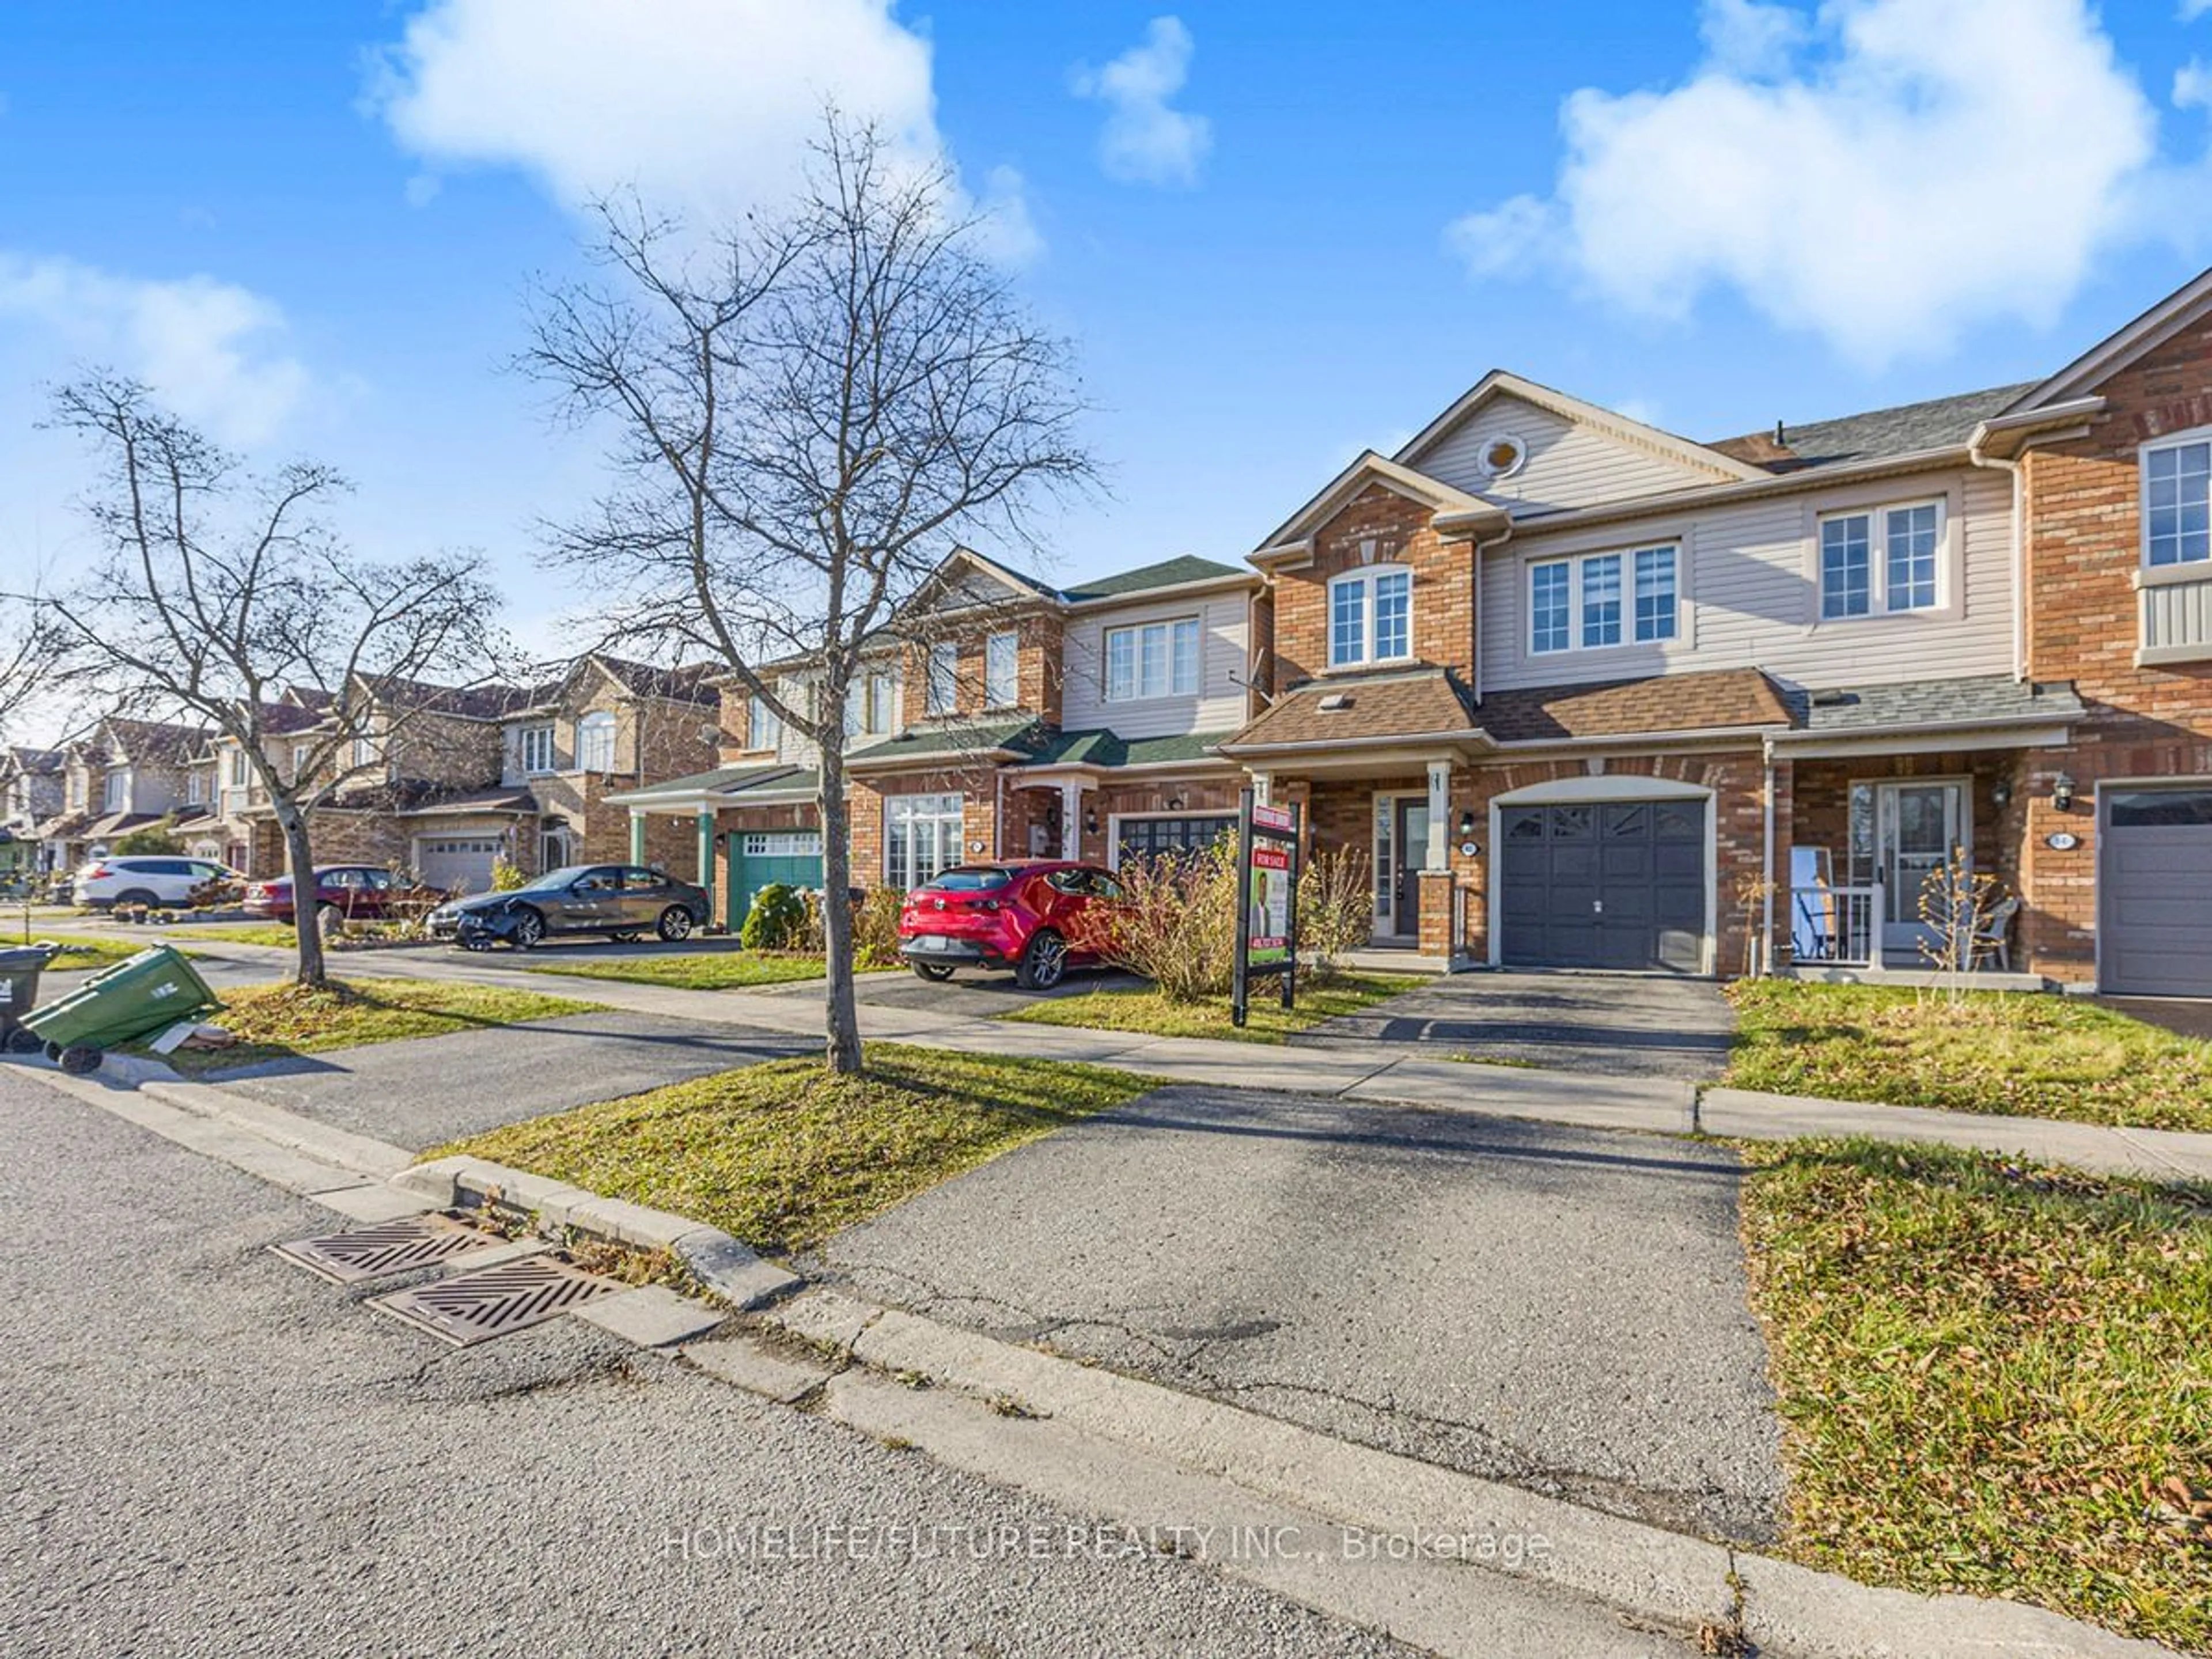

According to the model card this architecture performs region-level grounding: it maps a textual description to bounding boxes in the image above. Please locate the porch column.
[1424,760,1450,871]
[628,810,646,864]
[1251,772,1272,808]
[1422,759,1455,958]
[695,808,715,908]
[1060,781,1082,860]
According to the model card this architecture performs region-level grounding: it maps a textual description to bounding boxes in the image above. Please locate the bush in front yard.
[1073,842,1240,1001]
[740,883,807,950]
[851,884,905,968]
[1297,844,1372,983]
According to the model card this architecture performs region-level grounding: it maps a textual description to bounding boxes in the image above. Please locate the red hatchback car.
[244,865,449,926]
[897,861,1122,989]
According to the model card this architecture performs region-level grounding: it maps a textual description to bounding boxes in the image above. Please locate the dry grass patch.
[433,1043,1162,1254]
[153,976,603,1074]
[998,973,1422,1046]
[1726,980,2212,1131]
[1741,1138,2212,1652]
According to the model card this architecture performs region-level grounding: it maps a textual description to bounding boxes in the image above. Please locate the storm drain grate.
[271,1214,503,1285]
[368,1257,621,1347]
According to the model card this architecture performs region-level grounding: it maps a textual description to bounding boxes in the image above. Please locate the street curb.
[758,1290,2168,1659]
[399,1153,802,1310]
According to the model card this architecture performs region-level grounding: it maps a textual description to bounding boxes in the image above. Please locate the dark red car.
[897,861,1123,989]
[244,865,449,925]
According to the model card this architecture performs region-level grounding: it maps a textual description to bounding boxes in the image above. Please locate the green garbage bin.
[20,944,219,1071]
[0,943,55,1041]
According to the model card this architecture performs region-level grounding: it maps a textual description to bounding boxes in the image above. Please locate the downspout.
[1966,435,2027,683]
[1760,733,1777,978]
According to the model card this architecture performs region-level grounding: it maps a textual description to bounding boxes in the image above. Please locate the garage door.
[418,836,502,895]
[1499,798,1707,972]
[1114,813,1237,869]
[2101,786,2212,995]
[730,830,823,930]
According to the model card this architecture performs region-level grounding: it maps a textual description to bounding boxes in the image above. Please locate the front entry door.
[1393,799,1430,938]
[1876,781,1966,952]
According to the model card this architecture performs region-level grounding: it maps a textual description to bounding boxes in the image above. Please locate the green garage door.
[729,830,824,930]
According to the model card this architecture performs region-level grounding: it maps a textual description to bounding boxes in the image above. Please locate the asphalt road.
[809,1085,1784,1544]
[0,1065,1406,1659]
[210,1011,815,1149]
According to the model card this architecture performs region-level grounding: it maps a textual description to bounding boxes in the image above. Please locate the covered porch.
[604,763,821,932]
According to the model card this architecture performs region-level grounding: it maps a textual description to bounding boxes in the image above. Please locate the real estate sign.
[1232,791,1300,1028]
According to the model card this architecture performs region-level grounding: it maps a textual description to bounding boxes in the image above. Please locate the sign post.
[1232,787,1301,1028]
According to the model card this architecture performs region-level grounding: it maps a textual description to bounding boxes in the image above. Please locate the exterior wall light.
[2051,773,2075,813]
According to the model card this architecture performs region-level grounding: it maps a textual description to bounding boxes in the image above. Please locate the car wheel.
[611,932,641,945]
[512,907,546,949]
[113,888,157,908]
[911,961,956,982]
[58,1044,101,1075]
[1015,929,1068,991]
[656,906,693,943]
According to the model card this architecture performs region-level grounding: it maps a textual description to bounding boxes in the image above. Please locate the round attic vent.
[1480,433,1527,480]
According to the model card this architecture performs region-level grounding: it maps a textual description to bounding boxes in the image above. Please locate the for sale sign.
[1232,789,1301,1028]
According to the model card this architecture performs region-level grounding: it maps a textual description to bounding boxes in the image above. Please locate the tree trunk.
[817,750,863,1075]
[276,799,326,988]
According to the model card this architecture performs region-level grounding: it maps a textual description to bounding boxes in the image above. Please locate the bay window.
[1327,567,1410,668]
[1529,546,1676,653]
[1105,616,1200,701]
[884,791,964,888]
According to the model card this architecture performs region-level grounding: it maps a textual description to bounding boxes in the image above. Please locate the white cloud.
[1071,17,1212,187]
[1446,0,2161,367]
[369,0,1036,257]
[0,255,310,446]
[2186,0,2212,20]
[2178,58,2212,112]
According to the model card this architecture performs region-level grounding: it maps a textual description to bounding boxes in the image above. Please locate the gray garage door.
[417,836,503,896]
[1499,798,1707,973]
[2101,786,2212,996]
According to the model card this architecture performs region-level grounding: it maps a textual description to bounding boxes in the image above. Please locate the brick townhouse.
[611,267,2212,995]
[35,717,210,872]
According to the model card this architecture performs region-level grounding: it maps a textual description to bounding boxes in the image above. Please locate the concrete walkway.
[113,933,2212,1185]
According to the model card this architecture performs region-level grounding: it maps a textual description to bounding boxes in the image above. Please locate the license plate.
[909,934,950,953]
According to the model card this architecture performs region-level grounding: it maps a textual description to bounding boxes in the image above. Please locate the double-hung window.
[1104,617,1200,701]
[575,711,616,772]
[1819,502,1943,618]
[985,631,1019,707]
[1327,568,1411,668]
[103,768,130,813]
[1529,546,1677,653]
[746,696,780,752]
[520,724,555,774]
[926,642,958,714]
[2145,435,2212,568]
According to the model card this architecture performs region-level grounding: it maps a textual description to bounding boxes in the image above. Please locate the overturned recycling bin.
[0,943,56,1042]
[16,944,219,1075]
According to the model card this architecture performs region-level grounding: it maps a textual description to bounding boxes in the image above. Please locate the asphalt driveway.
[1289,970,1737,1080]
[209,1011,810,1149]
[807,1084,1784,1544]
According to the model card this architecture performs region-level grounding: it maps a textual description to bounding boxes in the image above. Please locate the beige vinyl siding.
[1480,465,2015,692]
[1062,592,1251,740]
[1415,395,1724,516]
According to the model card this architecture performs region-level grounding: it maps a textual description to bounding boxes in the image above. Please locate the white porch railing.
[1790,879,1883,969]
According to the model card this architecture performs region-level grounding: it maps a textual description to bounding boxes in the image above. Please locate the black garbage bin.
[0,944,56,1045]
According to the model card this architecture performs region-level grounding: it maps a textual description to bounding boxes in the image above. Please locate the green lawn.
[7,933,206,972]
[149,976,604,1075]
[150,922,310,948]
[1726,980,2212,1132]
[997,972,1423,1046]
[1740,1138,2212,1652]
[521,951,869,990]
[433,1043,1163,1253]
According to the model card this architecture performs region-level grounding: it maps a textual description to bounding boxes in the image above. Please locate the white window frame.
[1325,567,1412,669]
[1816,499,1946,620]
[926,642,958,715]
[185,769,206,806]
[519,724,556,774]
[747,695,781,752]
[290,743,312,781]
[1105,616,1202,702]
[985,630,1020,709]
[351,733,380,774]
[2141,427,2212,573]
[576,711,616,772]
[868,670,898,735]
[103,767,130,813]
[884,791,964,888]
[1528,545,1679,655]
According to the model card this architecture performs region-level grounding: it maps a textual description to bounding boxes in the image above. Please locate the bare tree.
[37,374,506,988]
[0,601,55,741]
[524,113,1095,1073]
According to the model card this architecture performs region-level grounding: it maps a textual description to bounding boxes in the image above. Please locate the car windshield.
[927,866,1015,892]
[514,865,595,892]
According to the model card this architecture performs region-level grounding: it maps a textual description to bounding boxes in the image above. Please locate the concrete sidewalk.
[148,935,2212,1184]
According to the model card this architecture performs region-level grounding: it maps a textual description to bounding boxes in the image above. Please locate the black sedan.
[426,863,710,949]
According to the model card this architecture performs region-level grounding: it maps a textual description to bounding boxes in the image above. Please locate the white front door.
[1876,781,1967,952]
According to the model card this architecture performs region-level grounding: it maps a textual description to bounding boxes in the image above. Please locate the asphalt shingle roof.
[1710,383,2037,473]
[1018,728,1235,767]
[1058,556,1245,604]
[1475,669,1793,743]
[847,718,1044,765]
[1224,668,1480,751]
[1783,675,2085,733]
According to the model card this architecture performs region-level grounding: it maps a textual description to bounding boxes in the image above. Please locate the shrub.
[1072,840,1242,1002]
[488,858,527,893]
[1297,844,1372,983]
[187,872,243,910]
[851,884,906,968]
[113,817,184,855]
[740,883,808,951]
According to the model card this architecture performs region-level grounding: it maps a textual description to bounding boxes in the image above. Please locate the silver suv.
[73,855,237,909]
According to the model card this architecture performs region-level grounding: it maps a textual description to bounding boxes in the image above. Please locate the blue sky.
[5,0,2212,664]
